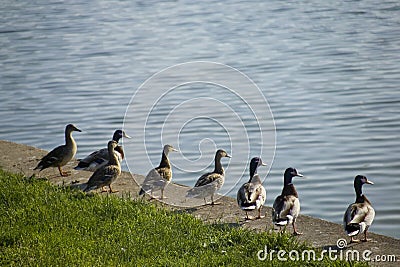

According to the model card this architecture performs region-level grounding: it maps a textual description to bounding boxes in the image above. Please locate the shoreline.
[0,139,399,266]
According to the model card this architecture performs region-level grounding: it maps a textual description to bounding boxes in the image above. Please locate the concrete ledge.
[1,140,399,265]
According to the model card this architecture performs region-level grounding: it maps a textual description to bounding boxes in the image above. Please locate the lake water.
[1,0,400,239]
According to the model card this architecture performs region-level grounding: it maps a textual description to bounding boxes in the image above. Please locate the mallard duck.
[272,167,304,235]
[237,157,267,220]
[83,140,121,193]
[343,175,375,243]
[74,129,131,171]
[186,149,231,205]
[34,124,81,177]
[139,144,178,200]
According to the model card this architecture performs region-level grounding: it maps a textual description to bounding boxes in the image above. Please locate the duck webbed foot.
[108,185,119,193]
[292,223,303,235]
[350,239,360,243]
[101,186,108,193]
[58,167,71,177]
[256,209,265,219]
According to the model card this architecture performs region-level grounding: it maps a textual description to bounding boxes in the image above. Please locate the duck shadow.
[319,241,360,252]
[66,181,87,191]
[173,208,241,229]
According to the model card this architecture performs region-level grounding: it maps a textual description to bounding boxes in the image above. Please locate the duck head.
[216,149,231,159]
[354,175,373,196]
[113,130,132,142]
[284,167,303,185]
[66,124,82,133]
[163,144,178,155]
[249,157,267,178]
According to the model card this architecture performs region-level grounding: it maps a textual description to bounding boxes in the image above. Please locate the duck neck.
[114,145,124,159]
[282,175,297,197]
[249,164,260,183]
[213,155,224,175]
[250,173,262,184]
[355,185,365,203]
[65,129,75,147]
[108,146,119,166]
[283,174,293,187]
[249,165,257,180]
[158,151,170,169]
[282,184,298,198]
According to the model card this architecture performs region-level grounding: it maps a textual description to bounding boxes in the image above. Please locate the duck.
[343,175,375,243]
[272,167,304,235]
[83,140,121,193]
[139,144,178,200]
[237,157,267,220]
[34,124,81,177]
[74,129,131,171]
[186,149,231,205]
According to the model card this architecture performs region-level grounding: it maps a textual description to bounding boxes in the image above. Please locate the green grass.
[0,169,366,266]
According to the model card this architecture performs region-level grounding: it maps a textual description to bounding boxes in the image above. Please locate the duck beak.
[123,133,132,139]
[261,162,267,166]
[226,154,232,158]
[365,179,374,185]
[295,172,304,177]
[172,148,179,152]
[75,127,82,132]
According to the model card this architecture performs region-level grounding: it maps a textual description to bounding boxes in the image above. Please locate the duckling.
[343,175,375,243]
[34,124,81,177]
[139,144,178,200]
[74,129,131,171]
[237,157,267,220]
[83,140,121,193]
[186,149,231,205]
[272,167,303,235]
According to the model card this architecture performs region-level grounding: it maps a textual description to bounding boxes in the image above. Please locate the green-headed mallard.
[343,175,375,243]
[83,140,121,193]
[34,124,81,176]
[186,149,231,205]
[272,167,304,235]
[139,144,178,200]
[74,129,131,171]
[237,157,267,220]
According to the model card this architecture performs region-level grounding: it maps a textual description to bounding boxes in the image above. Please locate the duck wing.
[75,148,108,169]
[139,168,169,195]
[84,165,120,191]
[155,166,172,181]
[237,182,266,210]
[75,147,124,171]
[195,172,222,187]
[345,203,375,226]
[237,183,251,208]
[343,203,374,236]
[272,195,299,225]
[186,173,224,199]
[35,145,66,170]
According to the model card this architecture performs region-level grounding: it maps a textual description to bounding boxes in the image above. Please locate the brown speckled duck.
[237,157,267,220]
[272,167,304,235]
[74,129,131,171]
[34,124,81,177]
[83,140,121,193]
[139,144,178,200]
[186,149,231,205]
[343,175,375,243]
